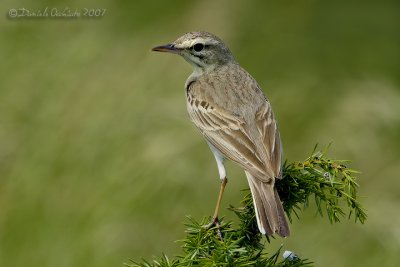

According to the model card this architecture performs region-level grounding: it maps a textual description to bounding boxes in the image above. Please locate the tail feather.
[245,171,290,237]
[248,179,272,235]
[274,186,290,237]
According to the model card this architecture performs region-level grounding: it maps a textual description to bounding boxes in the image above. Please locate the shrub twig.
[127,145,366,267]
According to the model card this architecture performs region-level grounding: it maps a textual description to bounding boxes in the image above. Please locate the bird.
[152,31,290,237]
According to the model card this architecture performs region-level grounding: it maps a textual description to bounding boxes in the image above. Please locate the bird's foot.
[203,216,220,228]
[203,216,224,241]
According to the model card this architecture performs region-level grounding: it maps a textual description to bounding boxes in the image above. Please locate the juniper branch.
[276,144,367,224]
[127,145,366,267]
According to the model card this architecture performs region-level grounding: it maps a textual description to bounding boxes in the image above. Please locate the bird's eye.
[193,43,204,52]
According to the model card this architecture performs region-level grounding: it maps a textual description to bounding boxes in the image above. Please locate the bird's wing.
[187,94,276,181]
[255,104,283,178]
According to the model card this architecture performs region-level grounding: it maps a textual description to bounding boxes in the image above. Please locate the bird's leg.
[204,177,228,240]
[212,177,228,225]
[204,143,228,239]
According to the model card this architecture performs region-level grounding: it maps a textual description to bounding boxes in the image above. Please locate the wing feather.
[255,104,283,178]
[187,98,269,179]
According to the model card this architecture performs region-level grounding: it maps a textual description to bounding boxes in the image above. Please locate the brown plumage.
[152,32,290,237]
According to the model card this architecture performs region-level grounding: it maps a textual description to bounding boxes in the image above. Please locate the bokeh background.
[1,0,399,266]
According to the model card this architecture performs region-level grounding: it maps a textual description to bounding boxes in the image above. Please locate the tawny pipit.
[152,32,290,237]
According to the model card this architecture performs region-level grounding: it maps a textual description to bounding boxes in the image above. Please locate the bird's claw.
[203,216,224,241]
[203,216,219,228]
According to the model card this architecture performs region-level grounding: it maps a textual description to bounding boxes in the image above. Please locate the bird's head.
[152,32,235,71]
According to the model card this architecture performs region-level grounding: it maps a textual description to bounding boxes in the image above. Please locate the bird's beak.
[152,43,180,54]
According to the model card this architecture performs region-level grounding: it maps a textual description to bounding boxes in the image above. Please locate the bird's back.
[187,63,265,116]
[186,62,282,181]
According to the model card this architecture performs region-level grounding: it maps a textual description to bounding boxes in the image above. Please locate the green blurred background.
[1,0,399,266]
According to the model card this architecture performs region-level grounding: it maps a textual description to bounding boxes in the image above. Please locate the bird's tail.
[245,171,290,237]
